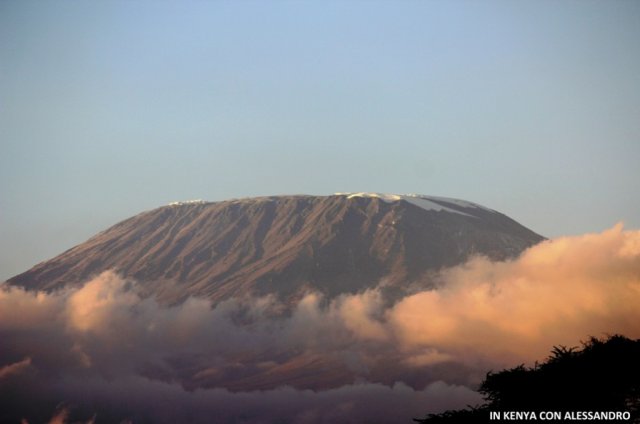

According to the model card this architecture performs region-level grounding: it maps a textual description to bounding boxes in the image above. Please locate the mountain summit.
[8,193,544,303]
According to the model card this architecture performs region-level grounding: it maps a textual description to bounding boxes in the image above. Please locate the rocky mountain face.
[8,194,544,304]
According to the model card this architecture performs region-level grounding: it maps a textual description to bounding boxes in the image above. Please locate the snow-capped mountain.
[8,194,544,303]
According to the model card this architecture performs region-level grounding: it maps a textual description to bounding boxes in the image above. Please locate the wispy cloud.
[0,357,32,379]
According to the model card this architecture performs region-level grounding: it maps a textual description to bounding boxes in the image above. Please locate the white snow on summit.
[421,195,494,212]
[164,195,495,217]
[169,199,207,206]
[335,192,404,202]
[334,192,494,216]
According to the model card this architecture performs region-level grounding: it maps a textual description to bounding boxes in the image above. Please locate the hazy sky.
[1,0,639,280]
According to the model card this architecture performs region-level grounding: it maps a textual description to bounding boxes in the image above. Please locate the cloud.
[1,224,639,422]
[0,357,32,379]
[1,271,478,423]
[14,377,480,424]
[66,271,139,333]
[387,223,640,365]
[19,408,95,424]
[46,408,69,424]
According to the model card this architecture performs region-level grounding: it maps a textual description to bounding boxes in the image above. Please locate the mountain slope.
[7,194,544,303]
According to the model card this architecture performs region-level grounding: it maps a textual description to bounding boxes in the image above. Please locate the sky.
[1,0,639,280]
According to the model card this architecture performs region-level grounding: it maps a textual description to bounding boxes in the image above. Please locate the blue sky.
[1,0,639,280]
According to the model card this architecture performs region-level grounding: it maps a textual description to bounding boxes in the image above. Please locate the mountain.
[7,193,544,303]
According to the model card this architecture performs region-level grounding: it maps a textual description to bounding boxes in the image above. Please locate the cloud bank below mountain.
[1,225,639,423]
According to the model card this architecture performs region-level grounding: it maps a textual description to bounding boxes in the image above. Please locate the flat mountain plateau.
[8,193,544,305]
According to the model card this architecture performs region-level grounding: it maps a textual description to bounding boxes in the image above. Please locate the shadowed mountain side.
[7,194,544,304]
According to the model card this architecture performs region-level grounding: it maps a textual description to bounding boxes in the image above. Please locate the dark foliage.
[414,335,640,423]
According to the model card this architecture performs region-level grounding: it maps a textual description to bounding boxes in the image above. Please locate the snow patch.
[334,193,492,217]
[168,199,207,206]
[420,196,495,212]
[335,192,403,202]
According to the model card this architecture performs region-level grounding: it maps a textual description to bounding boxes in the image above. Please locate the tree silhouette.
[414,335,640,423]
